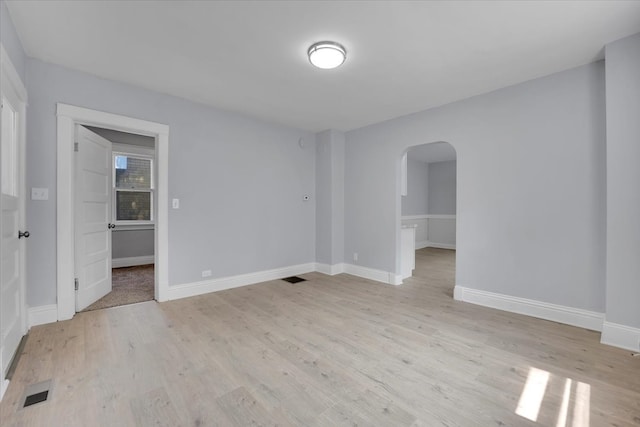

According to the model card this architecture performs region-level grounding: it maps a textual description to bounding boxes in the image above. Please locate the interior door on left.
[74,126,113,311]
[0,85,26,390]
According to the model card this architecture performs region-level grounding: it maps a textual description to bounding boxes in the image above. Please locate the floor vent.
[282,276,307,284]
[22,380,52,409]
[24,391,48,407]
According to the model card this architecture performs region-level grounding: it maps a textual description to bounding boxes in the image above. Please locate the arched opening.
[398,141,457,293]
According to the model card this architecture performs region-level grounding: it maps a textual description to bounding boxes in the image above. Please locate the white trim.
[27,304,58,328]
[0,45,27,102]
[415,240,430,250]
[454,286,604,332]
[343,264,402,286]
[401,214,456,220]
[56,104,169,318]
[415,241,456,250]
[112,256,155,268]
[0,379,8,402]
[601,321,640,352]
[390,273,403,285]
[315,263,345,276]
[401,152,408,196]
[156,132,169,302]
[156,261,403,302]
[425,241,456,250]
[56,104,167,136]
[315,263,401,285]
[166,263,316,301]
[56,114,75,319]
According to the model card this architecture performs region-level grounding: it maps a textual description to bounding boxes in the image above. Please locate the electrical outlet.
[353,252,358,262]
[31,188,49,200]
[202,270,212,278]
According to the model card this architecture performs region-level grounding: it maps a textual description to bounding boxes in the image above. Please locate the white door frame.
[56,104,169,321]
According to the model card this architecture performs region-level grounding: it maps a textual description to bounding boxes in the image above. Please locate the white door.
[74,126,113,311]
[0,86,26,385]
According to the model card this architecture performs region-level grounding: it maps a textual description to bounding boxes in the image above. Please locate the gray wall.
[428,160,456,215]
[605,33,640,329]
[315,131,332,265]
[345,62,606,312]
[331,132,345,266]
[315,130,345,266]
[112,229,154,259]
[0,0,26,82]
[401,157,429,215]
[25,58,316,307]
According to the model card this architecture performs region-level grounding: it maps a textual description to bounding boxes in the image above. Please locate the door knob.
[108,223,116,229]
[18,230,30,239]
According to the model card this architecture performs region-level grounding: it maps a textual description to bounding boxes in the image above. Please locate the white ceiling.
[408,142,456,164]
[7,1,640,132]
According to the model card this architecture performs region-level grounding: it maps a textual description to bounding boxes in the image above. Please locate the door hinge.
[74,142,79,152]
[74,278,79,291]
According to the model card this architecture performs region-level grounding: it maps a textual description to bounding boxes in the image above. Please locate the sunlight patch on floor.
[516,367,549,422]
[516,367,591,426]
[556,378,572,427]
[572,381,591,427]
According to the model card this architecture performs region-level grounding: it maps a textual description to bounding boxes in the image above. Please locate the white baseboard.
[426,241,456,250]
[112,255,155,268]
[342,263,402,286]
[315,262,345,276]
[28,304,58,328]
[166,263,316,301]
[316,262,401,285]
[415,240,430,250]
[454,286,604,332]
[415,241,456,250]
[601,321,640,352]
[0,379,8,402]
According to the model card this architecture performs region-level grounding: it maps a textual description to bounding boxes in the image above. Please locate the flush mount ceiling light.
[308,41,347,69]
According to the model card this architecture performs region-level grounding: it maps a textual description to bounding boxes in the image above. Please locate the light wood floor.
[1,248,639,426]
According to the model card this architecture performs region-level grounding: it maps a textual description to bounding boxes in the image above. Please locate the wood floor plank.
[216,386,293,427]
[130,387,181,427]
[1,248,638,426]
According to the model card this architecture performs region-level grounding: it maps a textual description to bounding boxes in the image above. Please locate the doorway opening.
[56,104,169,321]
[399,142,457,288]
[79,126,156,311]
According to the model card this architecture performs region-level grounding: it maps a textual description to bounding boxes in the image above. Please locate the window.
[113,153,154,224]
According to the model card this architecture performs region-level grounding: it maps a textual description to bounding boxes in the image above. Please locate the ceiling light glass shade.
[308,41,346,69]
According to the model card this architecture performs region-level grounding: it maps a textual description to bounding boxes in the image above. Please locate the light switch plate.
[172,198,179,209]
[31,188,49,201]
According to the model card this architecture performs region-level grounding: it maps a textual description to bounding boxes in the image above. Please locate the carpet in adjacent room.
[82,264,154,311]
